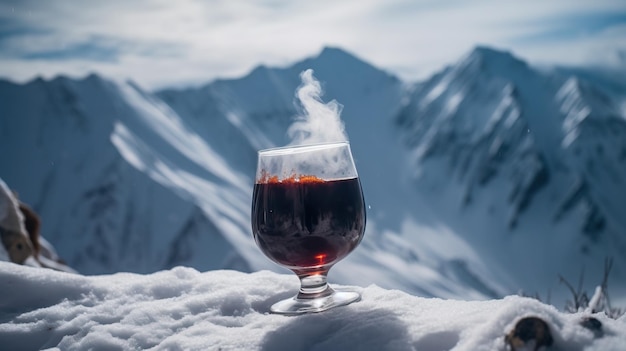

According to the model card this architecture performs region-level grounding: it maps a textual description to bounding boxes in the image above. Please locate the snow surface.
[0,262,624,351]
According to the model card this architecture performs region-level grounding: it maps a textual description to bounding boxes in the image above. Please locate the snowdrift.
[1,262,624,350]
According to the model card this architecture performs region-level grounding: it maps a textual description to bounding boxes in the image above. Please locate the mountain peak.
[317,46,353,59]
[289,46,399,87]
[18,73,109,89]
[468,46,517,61]
[302,46,374,71]
[470,45,512,57]
[461,46,528,73]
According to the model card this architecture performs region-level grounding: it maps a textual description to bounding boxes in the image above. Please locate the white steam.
[288,69,348,145]
[256,69,356,182]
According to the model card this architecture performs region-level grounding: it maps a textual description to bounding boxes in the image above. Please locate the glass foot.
[270,289,361,315]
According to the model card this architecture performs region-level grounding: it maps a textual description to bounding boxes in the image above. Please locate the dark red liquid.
[251,177,366,272]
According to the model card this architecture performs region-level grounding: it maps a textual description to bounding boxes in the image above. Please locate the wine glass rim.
[258,141,350,156]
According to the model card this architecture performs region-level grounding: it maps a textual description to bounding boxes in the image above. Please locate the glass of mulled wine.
[251,141,366,315]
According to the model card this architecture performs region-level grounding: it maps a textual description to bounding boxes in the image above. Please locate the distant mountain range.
[1,46,625,303]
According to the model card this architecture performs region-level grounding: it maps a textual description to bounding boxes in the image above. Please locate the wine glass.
[251,141,366,315]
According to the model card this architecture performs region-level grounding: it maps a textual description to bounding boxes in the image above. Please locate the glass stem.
[297,272,334,300]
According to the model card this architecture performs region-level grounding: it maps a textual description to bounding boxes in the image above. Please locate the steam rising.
[256,69,356,182]
[288,69,348,145]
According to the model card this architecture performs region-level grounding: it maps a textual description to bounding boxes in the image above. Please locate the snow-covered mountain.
[396,47,626,299]
[1,46,624,304]
[0,75,253,274]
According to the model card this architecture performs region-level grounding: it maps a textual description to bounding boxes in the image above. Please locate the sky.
[0,0,625,90]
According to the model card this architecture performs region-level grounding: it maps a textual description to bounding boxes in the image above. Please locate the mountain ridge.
[1,45,625,303]
[395,45,626,298]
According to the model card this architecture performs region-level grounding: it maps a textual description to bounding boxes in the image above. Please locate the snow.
[0,262,624,351]
[396,46,626,304]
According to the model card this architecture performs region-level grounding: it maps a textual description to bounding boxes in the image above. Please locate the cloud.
[0,0,625,89]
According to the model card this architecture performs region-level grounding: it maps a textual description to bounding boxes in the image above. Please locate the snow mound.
[0,262,624,351]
